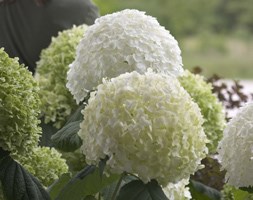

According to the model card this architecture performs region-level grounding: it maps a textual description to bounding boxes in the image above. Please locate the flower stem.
[111,173,125,200]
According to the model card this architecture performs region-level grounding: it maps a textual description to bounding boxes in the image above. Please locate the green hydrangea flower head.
[13,147,68,187]
[79,70,208,186]
[35,24,88,129]
[0,48,41,153]
[221,185,234,200]
[179,70,226,153]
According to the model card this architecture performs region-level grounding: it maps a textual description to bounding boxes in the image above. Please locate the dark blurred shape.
[191,156,225,191]
[191,66,203,74]
[192,66,252,121]
[208,75,248,111]
[0,0,99,73]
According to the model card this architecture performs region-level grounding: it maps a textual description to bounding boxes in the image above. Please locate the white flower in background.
[163,179,191,200]
[67,9,183,103]
[218,102,253,187]
[79,71,208,186]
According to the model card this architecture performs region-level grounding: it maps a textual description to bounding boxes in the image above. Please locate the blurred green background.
[93,0,253,79]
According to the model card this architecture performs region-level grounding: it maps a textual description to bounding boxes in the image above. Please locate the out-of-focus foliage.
[94,0,253,37]
[191,157,225,191]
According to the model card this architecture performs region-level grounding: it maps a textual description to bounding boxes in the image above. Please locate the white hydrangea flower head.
[218,102,253,187]
[163,179,191,200]
[67,9,183,103]
[79,71,208,186]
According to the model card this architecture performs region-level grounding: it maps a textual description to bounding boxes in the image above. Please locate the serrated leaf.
[51,120,82,152]
[189,180,221,200]
[47,173,71,199]
[117,179,168,200]
[0,156,50,200]
[56,165,119,200]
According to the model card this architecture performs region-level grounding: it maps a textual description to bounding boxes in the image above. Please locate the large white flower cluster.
[67,9,183,103]
[163,179,191,200]
[218,102,253,187]
[79,71,208,186]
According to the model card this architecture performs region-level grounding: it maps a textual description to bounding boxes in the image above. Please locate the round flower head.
[0,48,41,153]
[13,147,68,187]
[67,9,183,103]
[35,25,87,128]
[179,70,226,153]
[163,179,191,200]
[218,102,253,187]
[79,71,208,186]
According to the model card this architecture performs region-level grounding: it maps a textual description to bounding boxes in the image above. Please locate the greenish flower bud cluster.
[35,25,87,129]
[13,147,68,187]
[0,48,41,154]
[179,70,226,153]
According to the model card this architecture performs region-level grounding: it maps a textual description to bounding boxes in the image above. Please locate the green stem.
[111,173,125,200]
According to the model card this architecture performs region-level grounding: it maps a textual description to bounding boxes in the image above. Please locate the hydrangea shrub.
[79,71,208,186]
[35,25,87,128]
[218,102,253,187]
[179,70,226,153]
[67,9,183,103]
[0,48,41,153]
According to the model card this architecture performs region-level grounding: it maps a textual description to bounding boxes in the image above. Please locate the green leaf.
[51,120,82,152]
[55,165,119,200]
[102,181,118,200]
[66,104,86,124]
[231,187,253,200]
[51,104,87,152]
[189,180,221,200]
[101,175,138,200]
[117,179,168,200]
[0,155,50,200]
[239,187,253,194]
[39,120,58,147]
[47,173,71,199]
